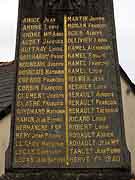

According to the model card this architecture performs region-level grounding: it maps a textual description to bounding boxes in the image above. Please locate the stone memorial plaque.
[10,0,130,169]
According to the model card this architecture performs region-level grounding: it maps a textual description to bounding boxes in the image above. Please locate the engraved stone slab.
[9,0,130,169]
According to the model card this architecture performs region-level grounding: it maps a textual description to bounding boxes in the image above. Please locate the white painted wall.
[0,78,135,175]
[120,78,135,174]
[0,114,11,176]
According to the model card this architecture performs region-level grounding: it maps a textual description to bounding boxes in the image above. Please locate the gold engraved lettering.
[23,18,40,23]
[18,69,44,76]
[96,99,117,106]
[112,156,121,162]
[22,32,41,38]
[47,25,59,30]
[47,94,64,98]
[96,132,114,138]
[96,107,119,113]
[47,101,64,106]
[68,52,91,59]
[16,124,48,131]
[17,93,42,99]
[69,107,94,114]
[20,46,47,53]
[69,124,92,130]
[16,108,46,115]
[96,91,114,97]
[43,17,56,23]
[68,75,104,82]
[94,124,109,130]
[68,68,103,75]
[67,16,104,22]
[18,77,41,84]
[22,24,41,31]
[17,85,39,91]
[69,99,93,106]
[20,54,49,60]
[45,69,64,74]
[46,109,65,114]
[44,31,63,37]
[69,140,94,146]
[69,91,94,98]
[14,15,122,167]
[43,39,63,45]
[95,148,121,154]
[41,85,64,91]
[21,39,40,46]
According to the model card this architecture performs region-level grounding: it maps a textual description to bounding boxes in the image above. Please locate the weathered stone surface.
[5,0,131,179]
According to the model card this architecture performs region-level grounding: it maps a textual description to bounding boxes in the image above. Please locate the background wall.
[0,114,11,176]
[121,78,135,174]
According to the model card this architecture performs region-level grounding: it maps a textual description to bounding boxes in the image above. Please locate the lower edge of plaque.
[1,169,132,180]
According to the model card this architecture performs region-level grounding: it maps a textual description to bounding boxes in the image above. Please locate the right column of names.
[67,16,122,167]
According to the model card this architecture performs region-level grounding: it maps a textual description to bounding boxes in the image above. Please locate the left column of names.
[13,17,66,168]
